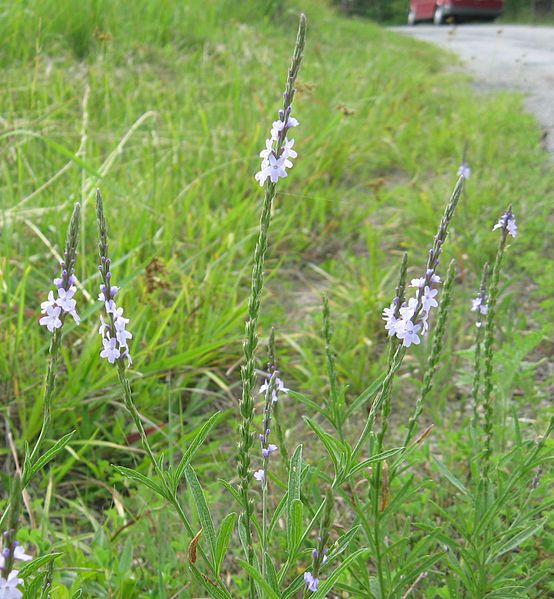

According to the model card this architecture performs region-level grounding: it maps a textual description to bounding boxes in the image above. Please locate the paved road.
[393,25,554,155]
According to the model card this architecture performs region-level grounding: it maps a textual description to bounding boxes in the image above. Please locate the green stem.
[26,327,62,475]
[404,260,456,449]
[482,225,509,479]
[237,183,276,597]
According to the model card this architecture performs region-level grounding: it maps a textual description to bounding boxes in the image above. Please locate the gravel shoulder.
[393,25,554,156]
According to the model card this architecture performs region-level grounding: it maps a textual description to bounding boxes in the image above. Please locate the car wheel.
[407,9,416,26]
[433,6,445,25]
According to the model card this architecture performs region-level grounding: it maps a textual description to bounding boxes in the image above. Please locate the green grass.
[1,0,552,596]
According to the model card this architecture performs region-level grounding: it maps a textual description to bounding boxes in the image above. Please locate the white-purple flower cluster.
[471,296,488,316]
[0,570,23,598]
[382,274,441,348]
[493,210,518,237]
[39,276,80,332]
[304,572,319,592]
[259,375,289,403]
[0,542,31,599]
[254,110,299,186]
[98,285,132,366]
[457,161,471,179]
[253,373,289,483]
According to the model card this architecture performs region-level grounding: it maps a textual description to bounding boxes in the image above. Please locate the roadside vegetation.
[332,0,554,24]
[1,0,552,597]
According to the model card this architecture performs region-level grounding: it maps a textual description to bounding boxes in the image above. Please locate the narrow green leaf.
[264,552,280,594]
[432,456,470,497]
[325,526,360,563]
[174,412,220,488]
[287,445,303,551]
[23,573,46,599]
[218,479,243,507]
[345,447,404,480]
[304,417,342,474]
[112,465,166,498]
[185,465,217,562]
[18,553,62,578]
[390,552,445,597]
[117,539,133,577]
[282,573,308,599]
[238,560,281,599]
[189,565,233,599]
[268,491,288,541]
[289,499,303,553]
[215,512,237,576]
[27,431,76,482]
[311,549,370,599]
[491,519,546,561]
[288,390,326,416]
[346,372,387,418]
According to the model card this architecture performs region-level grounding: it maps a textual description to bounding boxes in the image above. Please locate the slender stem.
[471,263,490,430]
[26,328,62,472]
[237,184,276,595]
[482,223,509,478]
[404,259,456,449]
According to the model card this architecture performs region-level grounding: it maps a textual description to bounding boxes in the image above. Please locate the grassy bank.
[1,0,552,596]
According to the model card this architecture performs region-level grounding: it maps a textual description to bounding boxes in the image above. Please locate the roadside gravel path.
[394,25,554,156]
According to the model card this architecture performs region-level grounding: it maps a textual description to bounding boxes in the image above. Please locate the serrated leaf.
[289,499,303,553]
[112,465,166,498]
[345,447,404,480]
[288,390,325,416]
[345,372,387,418]
[311,548,370,598]
[26,431,76,483]
[325,526,360,563]
[185,464,217,562]
[117,538,133,577]
[22,572,46,598]
[304,417,342,474]
[189,565,233,599]
[432,456,470,497]
[18,553,62,578]
[174,412,220,489]
[264,552,279,594]
[238,560,281,599]
[390,552,444,597]
[286,445,303,551]
[215,512,236,576]
[490,519,546,561]
[218,479,243,507]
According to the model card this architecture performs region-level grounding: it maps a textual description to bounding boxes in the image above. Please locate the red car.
[408,0,504,25]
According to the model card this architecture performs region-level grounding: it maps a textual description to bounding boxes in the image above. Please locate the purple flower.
[303,571,319,592]
[260,376,289,403]
[262,444,278,458]
[39,305,62,332]
[40,282,80,331]
[457,161,471,179]
[0,569,23,598]
[253,469,265,482]
[493,210,518,238]
[255,154,288,187]
[422,286,438,312]
[471,296,488,316]
[255,110,300,186]
[396,319,421,348]
[100,337,120,364]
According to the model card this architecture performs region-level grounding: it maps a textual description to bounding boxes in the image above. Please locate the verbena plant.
[1,12,551,599]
